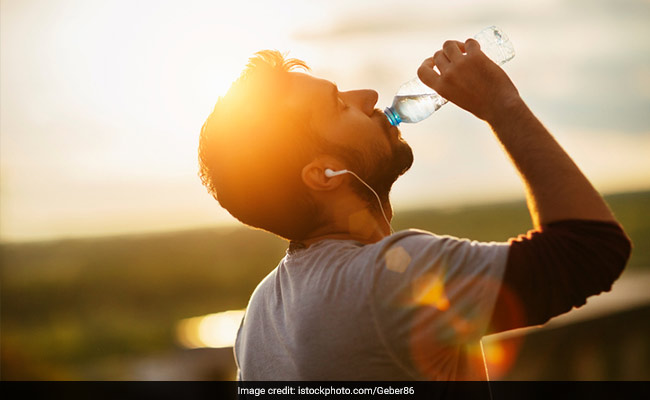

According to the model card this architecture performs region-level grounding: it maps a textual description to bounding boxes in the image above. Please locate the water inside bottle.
[391,93,448,123]
[385,26,514,126]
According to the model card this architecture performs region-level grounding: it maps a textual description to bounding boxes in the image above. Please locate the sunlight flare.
[177,309,245,349]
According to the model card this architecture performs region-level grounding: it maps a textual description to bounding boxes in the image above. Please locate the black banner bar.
[4,381,649,400]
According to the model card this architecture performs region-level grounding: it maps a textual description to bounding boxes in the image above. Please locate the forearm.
[488,98,616,228]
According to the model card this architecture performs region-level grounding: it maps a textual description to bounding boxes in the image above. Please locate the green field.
[1,190,648,379]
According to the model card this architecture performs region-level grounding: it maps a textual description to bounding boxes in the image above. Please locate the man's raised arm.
[418,38,614,227]
[417,38,631,333]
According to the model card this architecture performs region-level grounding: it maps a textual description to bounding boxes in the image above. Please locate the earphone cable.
[344,170,394,235]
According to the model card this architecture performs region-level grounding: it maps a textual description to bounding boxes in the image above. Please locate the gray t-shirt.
[234,229,509,380]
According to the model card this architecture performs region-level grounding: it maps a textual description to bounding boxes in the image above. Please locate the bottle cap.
[384,107,401,126]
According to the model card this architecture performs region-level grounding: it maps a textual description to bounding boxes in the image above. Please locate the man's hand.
[417,39,520,124]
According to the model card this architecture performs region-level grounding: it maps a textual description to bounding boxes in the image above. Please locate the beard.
[323,112,414,208]
[364,109,414,201]
[365,139,413,203]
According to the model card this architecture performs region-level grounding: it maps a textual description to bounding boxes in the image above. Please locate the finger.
[465,38,481,54]
[417,57,440,88]
[433,49,451,73]
[442,40,464,61]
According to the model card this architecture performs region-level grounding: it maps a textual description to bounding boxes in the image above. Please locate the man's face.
[288,73,414,200]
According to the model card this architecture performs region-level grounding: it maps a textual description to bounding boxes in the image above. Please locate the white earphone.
[323,168,393,234]
[324,168,349,178]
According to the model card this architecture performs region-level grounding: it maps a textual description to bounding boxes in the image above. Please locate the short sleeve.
[369,230,509,379]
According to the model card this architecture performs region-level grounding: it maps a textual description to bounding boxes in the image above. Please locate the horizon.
[1,188,646,245]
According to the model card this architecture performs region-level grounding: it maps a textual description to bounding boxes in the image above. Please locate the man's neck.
[297,206,390,248]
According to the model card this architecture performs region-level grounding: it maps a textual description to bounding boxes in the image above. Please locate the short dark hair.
[198,50,325,241]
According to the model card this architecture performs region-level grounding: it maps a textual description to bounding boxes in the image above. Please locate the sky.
[1,0,649,242]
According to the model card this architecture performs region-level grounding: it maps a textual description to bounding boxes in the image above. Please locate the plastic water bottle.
[384,26,515,126]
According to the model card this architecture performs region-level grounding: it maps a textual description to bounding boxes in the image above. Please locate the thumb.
[417,56,440,88]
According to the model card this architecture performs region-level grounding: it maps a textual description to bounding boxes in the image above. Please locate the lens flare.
[412,272,450,311]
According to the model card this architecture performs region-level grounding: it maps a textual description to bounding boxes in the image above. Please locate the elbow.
[594,224,632,294]
[612,227,633,281]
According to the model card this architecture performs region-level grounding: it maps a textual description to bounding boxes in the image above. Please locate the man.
[198,39,631,380]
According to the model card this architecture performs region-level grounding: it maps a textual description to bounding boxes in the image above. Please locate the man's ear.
[301,159,345,191]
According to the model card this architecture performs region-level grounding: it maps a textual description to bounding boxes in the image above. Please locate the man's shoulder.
[378,228,510,250]
[373,228,467,254]
[371,228,510,275]
[248,263,280,300]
